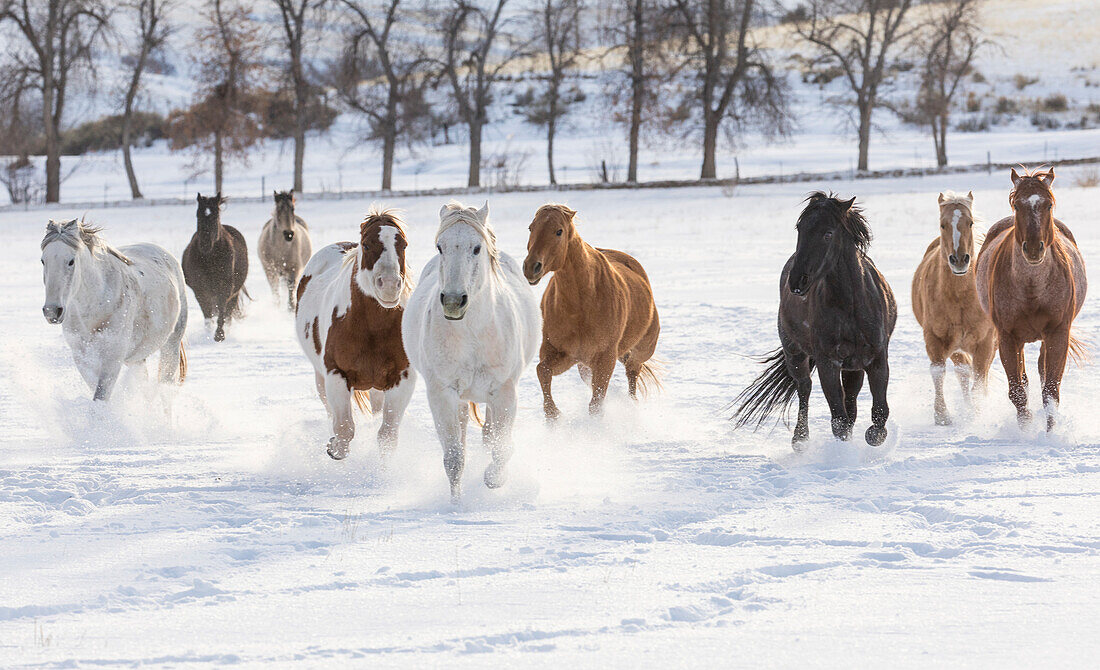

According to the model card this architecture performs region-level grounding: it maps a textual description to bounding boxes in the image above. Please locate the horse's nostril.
[459,294,468,307]
[533,261,542,274]
[962,254,970,264]
[949,254,958,264]
[440,292,446,305]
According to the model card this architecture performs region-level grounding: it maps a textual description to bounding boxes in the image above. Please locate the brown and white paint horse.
[295,206,415,460]
[523,204,660,418]
[912,191,997,425]
[976,168,1087,430]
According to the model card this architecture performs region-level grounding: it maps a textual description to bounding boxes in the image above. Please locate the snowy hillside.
[2,169,1098,665]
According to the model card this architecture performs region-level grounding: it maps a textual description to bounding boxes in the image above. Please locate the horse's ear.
[215,191,222,201]
[1042,169,1055,186]
[196,193,202,203]
[842,197,857,211]
[967,191,974,203]
[1010,168,1021,186]
[62,218,79,230]
[439,204,449,220]
[564,206,577,219]
[937,193,945,204]
[478,201,489,222]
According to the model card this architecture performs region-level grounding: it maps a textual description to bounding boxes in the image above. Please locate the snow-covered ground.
[1,170,1099,666]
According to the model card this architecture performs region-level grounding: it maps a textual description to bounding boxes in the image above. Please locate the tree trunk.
[857,101,873,172]
[381,127,395,192]
[121,114,143,199]
[293,122,305,192]
[547,97,557,185]
[627,0,643,184]
[214,131,224,192]
[468,119,482,188]
[700,111,719,179]
[935,114,948,167]
[42,78,60,203]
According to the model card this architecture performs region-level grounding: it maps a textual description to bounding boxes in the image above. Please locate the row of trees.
[0,0,989,203]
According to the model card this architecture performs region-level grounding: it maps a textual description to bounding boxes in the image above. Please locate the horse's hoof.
[865,425,887,447]
[935,413,952,426]
[326,438,349,460]
[484,463,507,489]
[544,406,561,422]
[214,329,225,342]
[1046,415,1056,432]
[449,487,462,504]
[1017,409,1033,428]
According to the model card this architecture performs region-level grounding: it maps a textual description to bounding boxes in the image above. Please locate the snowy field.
[1,171,1099,666]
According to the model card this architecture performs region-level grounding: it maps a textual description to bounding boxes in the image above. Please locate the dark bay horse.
[734,193,897,448]
[182,193,249,342]
[975,168,1086,430]
[523,204,661,419]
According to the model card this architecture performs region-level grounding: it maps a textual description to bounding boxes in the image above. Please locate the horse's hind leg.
[788,352,813,447]
[1040,331,1070,432]
[378,370,415,454]
[588,349,618,415]
[323,373,355,460]
[951,351,974,411]
[817,360,852,440]
[158,308,188,385]
[624,316,660,400]
[864,355,890,446]
[999,335,1031,427]
[973,335,997,396]
[427,385,467,501]
[483,380,518,490]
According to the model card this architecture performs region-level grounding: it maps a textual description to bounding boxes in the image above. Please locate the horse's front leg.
[285,273,298,311]
[786,352,813,448]
[378,369,416,454]
[816,360,851,440]
[322,373,355,460]
[427,384,466,502]
[998,334,1030,427]
[92,358,123,402]
[924,333,951,425]
[1040,330,1070,432]
[864,355,890,447]
[536,341,572,421]
[588,349,618,415]
[483,380,518,489]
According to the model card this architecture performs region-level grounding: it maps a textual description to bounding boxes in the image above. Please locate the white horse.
[40,219,188,401]
[402,201,541,500]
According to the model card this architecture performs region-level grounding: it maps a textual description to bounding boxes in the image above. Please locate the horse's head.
[788,192,869,296]
[523,204,576,285]
[1009,168,1056,265]
[355,206,409,309]
[937,191,977,275]
[196,192,224,242]
[273,190,297,242]
[435,200,498,321]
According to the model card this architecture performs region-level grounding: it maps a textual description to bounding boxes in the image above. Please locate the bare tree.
[526,0,583,185]
[120,0,174,199]
[169,0,264,192]
[335,0,431,191]
[671,0,787,179]
[438,0,523,188]
[793,0,918,172]
[0,63,42,203]
[917,0,986,168]
[271,0,327,192]
[1,0,109,202]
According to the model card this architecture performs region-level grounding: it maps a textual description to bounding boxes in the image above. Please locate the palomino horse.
[522,204,660,418]
[40,219,188,401]
[259,190,313,311]
[182,193,249,342]
[402,201,540,501]
[976,168,1086,430]
[295,206,415,460]
[734,193,897,448]
[912,191,996,425]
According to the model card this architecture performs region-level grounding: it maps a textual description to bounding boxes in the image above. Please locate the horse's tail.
[1069,332,1089,366]
[178,341,188,384]
[731,348,805,428]
[352,390,373,415]
[469,402,484,427]
[634,357,664,398]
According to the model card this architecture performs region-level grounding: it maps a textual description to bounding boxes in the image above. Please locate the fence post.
[986,151,991,174]
[261,175,265,198]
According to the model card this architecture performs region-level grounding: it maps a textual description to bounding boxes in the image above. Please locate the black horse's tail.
[731,348,808,429]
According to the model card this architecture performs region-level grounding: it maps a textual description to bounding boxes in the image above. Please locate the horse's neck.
[819,250,869,303]
[71,253,127,320]
[554,238,602,292]
[199,220,223,244]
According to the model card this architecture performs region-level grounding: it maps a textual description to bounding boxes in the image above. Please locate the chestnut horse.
[523,204,660,419]
[976,168,1086,430]
[912,191,997,425]
[295,206,415,460]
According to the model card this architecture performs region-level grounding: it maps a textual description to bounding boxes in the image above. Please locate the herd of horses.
[38,167,1085,500]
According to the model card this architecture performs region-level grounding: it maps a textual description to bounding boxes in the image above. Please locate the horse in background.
[912,191,997,425]
[182,193,249,342]
[402,201,540,501]
[40,219,187,401]
[733,193,897,449]
[522,204,660,419]
[295,206,415,460]
[976,168,1087,431]
[259,190,312,311]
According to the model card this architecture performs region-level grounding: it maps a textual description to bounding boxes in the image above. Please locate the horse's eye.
[41,259,44,265]
[824,230,834,241]
[68,259,74,266]
[436,245,442,254]
[556,229,563,237]
[473,245,481,255]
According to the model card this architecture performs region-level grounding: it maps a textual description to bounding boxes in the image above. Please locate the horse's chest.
[323,309,408,391]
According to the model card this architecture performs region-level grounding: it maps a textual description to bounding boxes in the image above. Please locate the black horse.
[182,193,249,342]
[734,192,897,449]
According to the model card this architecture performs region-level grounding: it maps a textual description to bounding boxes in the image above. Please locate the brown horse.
[182,193,249,342]
[912,191,997,425]
[523,204,660,418]
[975,168,1087,430]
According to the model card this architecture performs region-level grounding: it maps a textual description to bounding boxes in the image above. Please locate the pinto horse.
[182,193,249,342]
[912,191,997,425]
[976,168,1086,430]
[259,190,312,311]
[734,193,897,448]
[295,206,415,460]
[523,204,660,418]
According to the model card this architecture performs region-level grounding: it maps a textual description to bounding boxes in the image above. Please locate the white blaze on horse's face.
[357,225,404,308]
[436,204,490,321]
[41,221,80,324]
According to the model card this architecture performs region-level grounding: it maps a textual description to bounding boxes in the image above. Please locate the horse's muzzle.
[43,305,63,324]
[523,259,543,285]
[441,292,468,320]
[948,253,971,275]
[283,230,295,242]
[789,274,809,296]
[1022,240,1045,264]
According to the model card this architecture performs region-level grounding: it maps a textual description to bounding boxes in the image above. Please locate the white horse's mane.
[42,219,133,265]
[437,201,501,274]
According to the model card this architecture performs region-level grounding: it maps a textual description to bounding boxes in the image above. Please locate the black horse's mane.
[799,191,871,254]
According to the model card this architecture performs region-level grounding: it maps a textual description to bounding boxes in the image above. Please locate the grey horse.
[258,190,313,310]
